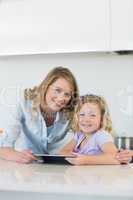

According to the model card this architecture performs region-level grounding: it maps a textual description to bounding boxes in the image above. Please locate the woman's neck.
[40,106,57,127]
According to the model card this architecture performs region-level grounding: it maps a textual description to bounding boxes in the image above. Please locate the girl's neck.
[84,132,93,140]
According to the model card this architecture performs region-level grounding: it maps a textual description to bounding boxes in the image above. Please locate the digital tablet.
[34,154,76,165]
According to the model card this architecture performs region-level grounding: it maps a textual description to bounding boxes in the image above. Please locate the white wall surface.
[0,52,133,136]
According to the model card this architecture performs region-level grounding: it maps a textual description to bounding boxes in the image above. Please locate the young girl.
[59,94,121,165]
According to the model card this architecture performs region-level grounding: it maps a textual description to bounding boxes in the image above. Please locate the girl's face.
[78,102,101,134]
[45,78,73,112]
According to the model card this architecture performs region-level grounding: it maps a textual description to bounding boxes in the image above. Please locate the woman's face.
[78,102,101,134]
[45,78,73,112]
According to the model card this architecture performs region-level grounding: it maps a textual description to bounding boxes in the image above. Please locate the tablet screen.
[34,154,75,165]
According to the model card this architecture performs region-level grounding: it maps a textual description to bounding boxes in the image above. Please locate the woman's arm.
[115,149,133,163]
[58,139,76,155]
[0,147,37,163]
[0,96,37,164]
[130,150,133,156]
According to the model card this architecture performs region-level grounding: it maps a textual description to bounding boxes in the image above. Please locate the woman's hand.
[0,148,37,164]
[115,149,132,164]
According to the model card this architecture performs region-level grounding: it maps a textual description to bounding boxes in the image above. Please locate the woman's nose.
[57,93,66,102]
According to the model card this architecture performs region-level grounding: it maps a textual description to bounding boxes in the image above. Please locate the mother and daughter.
[0,67,132,164]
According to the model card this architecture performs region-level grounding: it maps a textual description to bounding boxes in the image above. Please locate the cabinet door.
[0,0,110,55]
[111,0,133,50]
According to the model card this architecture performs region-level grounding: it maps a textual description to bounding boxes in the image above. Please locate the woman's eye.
[64,93,71,98]
[55,88,61,93]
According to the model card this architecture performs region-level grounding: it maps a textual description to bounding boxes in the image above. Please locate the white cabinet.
[111,0,133,51]
[0,0,110,55]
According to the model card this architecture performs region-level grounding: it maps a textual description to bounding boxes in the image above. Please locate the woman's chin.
[49,106,61,112]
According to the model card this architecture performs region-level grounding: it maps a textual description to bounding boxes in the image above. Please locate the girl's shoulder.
[94,129,114,145]
[95,129,111,136]
[74,131,84,140]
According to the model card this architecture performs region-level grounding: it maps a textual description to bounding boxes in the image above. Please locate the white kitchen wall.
[0,52,133,136]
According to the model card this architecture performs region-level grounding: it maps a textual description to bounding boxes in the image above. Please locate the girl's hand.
[65,154,86,165]
[1,148,37,164]
[115,149,132,164]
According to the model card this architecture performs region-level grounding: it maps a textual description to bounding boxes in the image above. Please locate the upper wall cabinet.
[0,0,110,55]
[111,0,133,51]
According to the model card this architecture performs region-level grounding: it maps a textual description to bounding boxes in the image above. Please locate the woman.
[0,67,79,163]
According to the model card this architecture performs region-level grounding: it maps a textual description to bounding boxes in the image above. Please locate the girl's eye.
[79,113,85,117]
[90,114,96,117]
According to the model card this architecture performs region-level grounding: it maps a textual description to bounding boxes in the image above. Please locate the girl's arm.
[58,139,76,155]
[101,142,118,154]
[66,142,120,165]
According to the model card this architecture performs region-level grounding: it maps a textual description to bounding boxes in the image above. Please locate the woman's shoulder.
[17,90,33,112]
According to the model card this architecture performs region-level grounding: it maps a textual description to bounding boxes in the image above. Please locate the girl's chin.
[81,128,95,133]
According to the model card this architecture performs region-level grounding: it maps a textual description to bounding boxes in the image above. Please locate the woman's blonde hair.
[24,66,79,121]
[72,94,114,134]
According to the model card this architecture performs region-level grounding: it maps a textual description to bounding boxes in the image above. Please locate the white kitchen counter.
[0,159,133,200]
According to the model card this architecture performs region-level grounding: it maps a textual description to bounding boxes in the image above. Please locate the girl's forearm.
[83,153,120,165]
[58,149,73,155]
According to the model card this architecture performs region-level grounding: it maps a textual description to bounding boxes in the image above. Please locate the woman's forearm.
[130,150,133,157]
[0,147,37,163]
[0,147,14,160]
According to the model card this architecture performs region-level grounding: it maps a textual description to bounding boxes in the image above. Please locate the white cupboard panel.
[111,0,133,50]
[0,0,110,55]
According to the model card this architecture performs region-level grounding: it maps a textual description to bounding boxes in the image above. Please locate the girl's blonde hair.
[72,94,114,134]
[24,66,79,121]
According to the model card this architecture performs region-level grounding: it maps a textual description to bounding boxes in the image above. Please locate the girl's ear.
[100,114,106,129]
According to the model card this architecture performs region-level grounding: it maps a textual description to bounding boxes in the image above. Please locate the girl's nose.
[84,115,91,122]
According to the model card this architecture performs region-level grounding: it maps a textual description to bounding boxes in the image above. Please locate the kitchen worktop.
[0,159,133,200]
